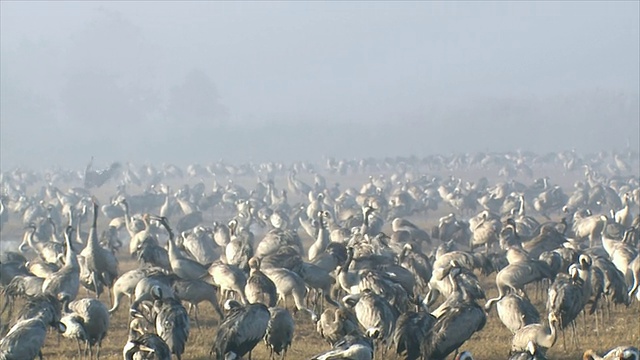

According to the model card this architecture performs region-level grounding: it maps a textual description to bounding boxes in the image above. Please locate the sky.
[1,1,639,169]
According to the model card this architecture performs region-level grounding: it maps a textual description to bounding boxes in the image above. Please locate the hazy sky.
[1,1,639,168]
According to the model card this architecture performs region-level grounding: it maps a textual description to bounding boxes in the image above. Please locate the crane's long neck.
[122,202,135,237]
[88,203,99,249]
[518,196,526,217]
[49,218,62,243]
[26,226,38,249]
[64,230,78,270]
[344,250,354,270]
[361,208,370,234]
[68,207,76,228]
[548,320,558,347]
[76,209,85,245]
[315,217,329,249]
[162,192,170,209]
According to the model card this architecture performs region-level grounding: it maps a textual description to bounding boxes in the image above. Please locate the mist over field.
[1,2,638,169]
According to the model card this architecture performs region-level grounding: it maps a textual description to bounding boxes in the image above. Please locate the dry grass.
[1,164,638,360]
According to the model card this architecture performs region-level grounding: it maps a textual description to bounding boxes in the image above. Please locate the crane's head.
[454,351,474,360]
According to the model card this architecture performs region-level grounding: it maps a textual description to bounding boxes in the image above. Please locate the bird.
[42,226,80,310]
[343,289,397,352]
[124,317,172,360]
[0,314,66,360]
[1,275,44,320]
[61,298,110,359]
[245,257,278,307]
[484,257,555,310]
[310,334,374,360]
[392,310,436,360]
[150,288,190,360]
[316,306,361,346]
[508,341,548,360]
[264,307,295,360]
[421,292,487,360]
[209,261,249,305]
[109,267,164,314]
[493,293,541,334]
[262,266,317,320]
[511,312,560,355]
[469,211,501,253]
[152,216,209,281]
[583,346,639,360]
[210,300,270,360]
[80,199,119,302]
[20,222,64,265]
[547,259,592,333]
[391,217,431,244]
[308,211,330,262]
[172,278,223,328]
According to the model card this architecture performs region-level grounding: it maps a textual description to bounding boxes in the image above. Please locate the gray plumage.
[0,317,63,360]
[211,300,270,360]
[264,307,295,359]
[494,294,541,334]
[421,298,486,360]
[316,307,361,346]
[172,278,223,327]
[392,311,436,360]
[42,226,80,307]
[511,312,560,355]
[245,258,277,307]
[80,201,119,302]
[154,216,209,281]
[65,298,110,359]
[153,295,190,360]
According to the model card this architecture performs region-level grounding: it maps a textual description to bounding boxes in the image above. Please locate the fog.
[1,2,638,169]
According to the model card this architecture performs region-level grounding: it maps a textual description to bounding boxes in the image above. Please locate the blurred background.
[1,2,638,168]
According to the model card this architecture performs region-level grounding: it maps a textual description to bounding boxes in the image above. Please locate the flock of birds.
[0,149,639,360]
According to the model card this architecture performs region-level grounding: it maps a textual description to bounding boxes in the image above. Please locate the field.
[1,163,638,360]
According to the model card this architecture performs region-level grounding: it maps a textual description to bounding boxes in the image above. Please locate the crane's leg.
[76,339,82,359]
[107,285,113,307]
[194,304,201,329]
[92,272,100,299]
